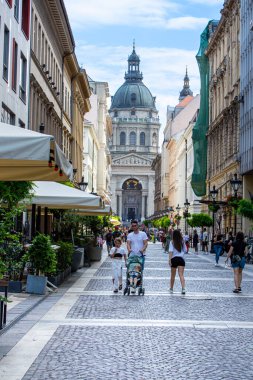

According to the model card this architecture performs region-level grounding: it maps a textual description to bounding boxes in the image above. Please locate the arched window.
[129,131,136,146]
[140,132,145,146]
[120,131,126,145]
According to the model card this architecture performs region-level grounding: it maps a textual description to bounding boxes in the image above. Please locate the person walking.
[104,228,113,255]
[226,231,247,293]
[183,231,190,253]
[202,228,209,254]
[213,231,224,266]
[109,237,127,293]
[168,229,187,294]
[193,230,199,253]
[112,226,122,246]
[127,220,148,269]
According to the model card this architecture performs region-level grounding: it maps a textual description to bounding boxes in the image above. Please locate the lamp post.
[230,173,242,235]
[210,185,218,251]
[184,198,190,232]
[78,176,88,192]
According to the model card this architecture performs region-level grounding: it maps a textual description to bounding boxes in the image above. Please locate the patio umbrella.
[109,218,121,226]
[28,181,102,209]
[0,122,73,181]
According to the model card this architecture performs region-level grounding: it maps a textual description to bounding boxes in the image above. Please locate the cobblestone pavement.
[1,243,253,380]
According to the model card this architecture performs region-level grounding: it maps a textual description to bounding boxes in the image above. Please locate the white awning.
[74,205,112,215]
[28,181,102,209]
[0,122,73,181]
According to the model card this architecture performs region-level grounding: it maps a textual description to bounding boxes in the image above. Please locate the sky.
[64,0,224,137]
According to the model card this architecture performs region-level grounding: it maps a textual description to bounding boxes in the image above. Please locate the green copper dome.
[110,44,157,110]
[111,82,156,109]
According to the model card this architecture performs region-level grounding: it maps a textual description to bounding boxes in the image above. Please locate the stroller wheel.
[138,287,141,296]
[123,288,128,296]
[142,288,145,296]
[127,288,130,296]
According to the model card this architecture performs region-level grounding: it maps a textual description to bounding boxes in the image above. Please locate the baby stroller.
[123,255,145,296]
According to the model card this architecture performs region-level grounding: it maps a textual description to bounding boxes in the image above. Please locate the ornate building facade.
[240,0,253,235]
[0,0,31,127]
[29,0,91,183]
[206,0,241,234]
[109,44,160,222]
[83,77,112,204]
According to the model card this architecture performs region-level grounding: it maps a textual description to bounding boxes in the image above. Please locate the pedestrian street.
[1,243,253,380]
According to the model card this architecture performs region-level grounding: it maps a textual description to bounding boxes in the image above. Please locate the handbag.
[231,254,241,264]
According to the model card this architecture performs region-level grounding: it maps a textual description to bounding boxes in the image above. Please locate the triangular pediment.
[112,153,153,167]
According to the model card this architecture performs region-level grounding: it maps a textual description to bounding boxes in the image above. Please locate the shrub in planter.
[55,241,73,272]
[26,234,57,294]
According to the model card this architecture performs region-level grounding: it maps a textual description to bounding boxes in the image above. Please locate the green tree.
[187,213,212,228]
[237,199,253,221]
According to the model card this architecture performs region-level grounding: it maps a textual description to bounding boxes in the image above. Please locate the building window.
[12,39,18,91]
[19,52,27,103]
[1,103,15,125]
[129,131,136,146]
[21,0,30,39]
[131,109,135,115]
[18,119,25,128]
[114,111,118,117]
[140,132,145,146]
[3,25,10,82]
[120,131,126,145]
[5,0,13,7]
[14,0,19,20]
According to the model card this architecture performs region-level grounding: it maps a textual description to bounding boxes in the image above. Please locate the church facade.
[109,44,160,222]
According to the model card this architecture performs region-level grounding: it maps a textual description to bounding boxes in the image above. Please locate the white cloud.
[166,16,209,30]
[64,0,180,29]
[76,43,200,144]
[64,0,214,31]
[188,0,223,5]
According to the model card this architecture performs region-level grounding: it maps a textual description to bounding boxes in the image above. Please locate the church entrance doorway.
[127,207,136,221]
[122,179,142,222]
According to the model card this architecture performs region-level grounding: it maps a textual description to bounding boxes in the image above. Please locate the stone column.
[141,193,145,221]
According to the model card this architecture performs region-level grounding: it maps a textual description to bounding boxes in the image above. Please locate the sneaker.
[233,289,239,293]
[113,289,118,293]
[169,288,173,294]
[181,288,186,295]
[215,263,219,267]
[238,287,242,292]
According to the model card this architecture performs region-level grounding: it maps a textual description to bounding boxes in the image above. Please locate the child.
[129,263,142,293]
[109,238,126,293]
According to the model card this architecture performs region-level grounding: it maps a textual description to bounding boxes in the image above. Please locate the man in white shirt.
[127,220,148,269]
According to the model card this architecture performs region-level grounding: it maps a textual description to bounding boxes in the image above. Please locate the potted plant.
[84,216,104,261]
[1,238,25,293]
[26,234,57,295]
[48,241,73,285]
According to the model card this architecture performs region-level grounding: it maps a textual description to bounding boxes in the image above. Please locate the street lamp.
[210,185,218,251]
[230,173,242,235]
[78,176,88,192]
[183,198,190,232]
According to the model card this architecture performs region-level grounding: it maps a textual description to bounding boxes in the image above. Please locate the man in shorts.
[127,220,148,269]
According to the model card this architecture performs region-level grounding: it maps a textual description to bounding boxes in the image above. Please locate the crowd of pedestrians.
[103,222,250,295]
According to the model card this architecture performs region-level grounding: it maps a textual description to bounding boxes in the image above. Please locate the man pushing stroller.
[126,220,148,269]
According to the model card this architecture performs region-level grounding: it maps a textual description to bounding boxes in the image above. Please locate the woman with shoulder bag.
[226,231,247,293]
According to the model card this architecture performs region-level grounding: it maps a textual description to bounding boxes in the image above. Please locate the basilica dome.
[111,82,156,109]
[110,44,157,111]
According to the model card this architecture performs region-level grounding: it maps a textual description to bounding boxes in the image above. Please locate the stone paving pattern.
[20,245,253,379]
[22,325,253,380]
[67,294,253,321]
[84,277,253,293]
